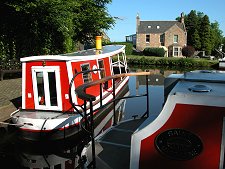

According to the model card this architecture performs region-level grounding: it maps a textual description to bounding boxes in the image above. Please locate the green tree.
[179,10,223,56]
[222,37,225,53]
[185,10,201,50]
[210,21,223,54]
[0,0,115,59]
[192,29,201,50]
[73,0,114,43]
[199,15,212,55]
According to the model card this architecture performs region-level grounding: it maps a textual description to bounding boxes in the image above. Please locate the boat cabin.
[20,45,128,112]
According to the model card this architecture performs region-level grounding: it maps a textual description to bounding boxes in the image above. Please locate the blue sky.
[106,0,225,42]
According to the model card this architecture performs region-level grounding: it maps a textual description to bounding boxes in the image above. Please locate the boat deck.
[12,110,79,119]
[85,118,146,169]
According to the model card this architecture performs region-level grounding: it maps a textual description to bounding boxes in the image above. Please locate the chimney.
[180,12,185,24]
[136,13,140,33]
[95,36,102,55]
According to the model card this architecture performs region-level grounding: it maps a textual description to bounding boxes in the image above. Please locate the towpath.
[0,78,22,121]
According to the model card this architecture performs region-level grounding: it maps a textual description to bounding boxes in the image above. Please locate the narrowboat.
[79,70,225,169]
[10,37,129,141]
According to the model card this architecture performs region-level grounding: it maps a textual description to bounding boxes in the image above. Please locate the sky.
[106,0,225,42]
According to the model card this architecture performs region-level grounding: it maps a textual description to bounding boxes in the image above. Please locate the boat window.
[81,64,92,83]
[36,72,46,105]
[98,59,105,78]
[48,72,58,106]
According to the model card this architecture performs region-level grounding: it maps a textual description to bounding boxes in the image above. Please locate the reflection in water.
[0,87,130,169]
[0,68,179,169]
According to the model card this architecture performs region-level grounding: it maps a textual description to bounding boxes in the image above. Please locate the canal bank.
[0,78,22,122]
[126,55,219,69]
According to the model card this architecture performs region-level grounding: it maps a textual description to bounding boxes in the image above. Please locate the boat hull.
[11,77,129,142]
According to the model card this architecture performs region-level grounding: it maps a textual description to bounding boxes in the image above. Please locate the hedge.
[126,55,218,68]
[143,47,165,57]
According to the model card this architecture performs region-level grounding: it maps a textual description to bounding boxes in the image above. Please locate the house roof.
[138,21,185,34]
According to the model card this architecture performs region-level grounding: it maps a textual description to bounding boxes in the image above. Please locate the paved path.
[0,78,22,121]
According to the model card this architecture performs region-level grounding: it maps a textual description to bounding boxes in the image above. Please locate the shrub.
[182,46,195,57]
[143,47,165,57]
[126,55,218,68]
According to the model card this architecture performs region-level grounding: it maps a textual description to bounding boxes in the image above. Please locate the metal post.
[64,126,66,139]
[146,75,149,117]
[113,79,116,126]
[89,101,96,168]
[100,83,102,107]
[84,100,88,129]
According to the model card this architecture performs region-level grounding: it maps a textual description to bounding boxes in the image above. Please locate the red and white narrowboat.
[10,38,129,141]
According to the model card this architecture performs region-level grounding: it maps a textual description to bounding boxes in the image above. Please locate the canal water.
[0,67,184,169]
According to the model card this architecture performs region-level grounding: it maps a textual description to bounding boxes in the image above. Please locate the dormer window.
[147,26,151,28]
[157,26,160,29]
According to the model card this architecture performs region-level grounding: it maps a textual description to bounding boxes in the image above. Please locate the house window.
[146,34,150,43]
[81,64,92,83]
[174,47,179,56]
[160,34,164,46]
[174,35,178,43]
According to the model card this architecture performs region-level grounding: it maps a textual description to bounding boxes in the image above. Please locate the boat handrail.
[76,71,151,169]
[75,72,151,101]
[69,68,103,114]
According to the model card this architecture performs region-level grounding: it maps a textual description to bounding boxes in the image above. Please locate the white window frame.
[174,35,178,43]
[32,66,62,111]
[173,47,179,57]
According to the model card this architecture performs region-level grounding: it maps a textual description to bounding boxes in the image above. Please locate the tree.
[210,21,223,55]
[191,29,201,50]
[222,37,225,53]
[73,0,114,43]
[0,0,115,59]
[178,10,223,56]
[199,15,212,55]
[182,46,195,57]
[185,10,201,50]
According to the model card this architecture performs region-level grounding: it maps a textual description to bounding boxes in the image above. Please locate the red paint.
[71,58,113,105]
[139,104,225,169]
[24,61,70,111]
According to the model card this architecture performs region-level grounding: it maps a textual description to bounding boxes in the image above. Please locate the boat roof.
[184,70,225,83]
[20,45,125,62]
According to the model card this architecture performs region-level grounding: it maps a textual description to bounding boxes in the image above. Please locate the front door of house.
[32,66,62,111]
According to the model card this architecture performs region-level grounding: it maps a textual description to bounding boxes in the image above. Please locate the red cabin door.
[32,66,62,111]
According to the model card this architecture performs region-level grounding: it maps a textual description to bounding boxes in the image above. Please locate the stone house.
[127,13,187,57]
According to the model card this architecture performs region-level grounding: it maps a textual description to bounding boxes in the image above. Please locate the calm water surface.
[0,67,183,169]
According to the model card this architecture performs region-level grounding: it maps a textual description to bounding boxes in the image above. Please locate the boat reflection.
[15,143,81,169]
[12,87,129,169]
